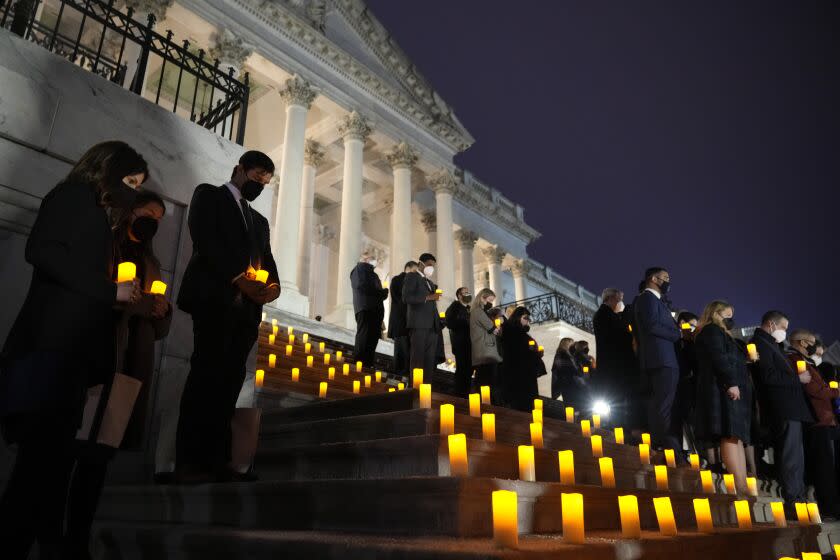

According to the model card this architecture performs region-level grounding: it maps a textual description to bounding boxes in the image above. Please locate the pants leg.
[393,336,409,378]
[409,328,438,382]
[65,453,110,556]
[806,426,840,516]
[354,310,371,365]
[776,419,807,503]
[452,347,472,398]
[646,367,681,451]
[365,308,384,366]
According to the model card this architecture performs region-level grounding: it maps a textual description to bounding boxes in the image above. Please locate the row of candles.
[116,262,167,294]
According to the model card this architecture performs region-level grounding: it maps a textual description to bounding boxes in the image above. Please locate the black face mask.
[241,180,264,202]
[106,182,137,209]
[461,295,473,305]
[659,280,671,294]
[483,302,493,311]
[722,317,735,330]
[805,343,818,356]
[523,325,530,333]
[130,216,159,243]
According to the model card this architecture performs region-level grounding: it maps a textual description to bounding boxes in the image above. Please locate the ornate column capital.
[279,75,317,109]
[121,0,173,20]
[339,111,372,142]
[385,142,418,170]
[481,245,506,266]
[510,259,531,278]
[315,224,335,245]
[455,229,479,249]
[427,169,459,195]
[304,138,326,167]
[208,29,253,69]
[421,211,437,233]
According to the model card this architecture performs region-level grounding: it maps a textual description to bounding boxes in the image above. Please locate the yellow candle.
[689,453,700,470]
[693,498,714,534]
[581,420,591,438]
[364,375,372,388]
[419,383,432,409]
[291,367,299,382]
[723,474,735,495]
[438,311,446,319]
[532,409,543,425]
[746,476,757,497]
[534,398,543,411]
[807,503,822,524]
[289,334,295,345]
[435,288,443,295]
[664,449,676,468]
[306,355,314,368]
[653,496,677,536]
[117,261,136,282]
[388,387,395,393]
[268,354,276,368]
[375,371,382,383]
[614,427,624,445]
[352,380,360,394]
[655,465,669,490]
[356,360,363,372]
[700,470,714,493]
[641,433,651,446]
[618,495,640,538]
[681,322,692,331]
[770,501,787,527]
[336,350,342,361]
[328,367,335,380]
[254,269,268,283]
[255,369,264,389]
[302,333,309,344]
[590,435,603,458]
[599,457,615,488]
[319,341,325,352]
[469,393,481,417]
[268,334,275,346]
[795,502,809,524]
[342,364,350,375]
[482,413,496,442]
[538,345,544,352]
[287,326,294,335]
[273,324,279,336]
[323,353,331,365]
[834,545,840,560]
[638,443,650,465]
[494,318,502,328]
[305,342,311,354]
[530,423,543,449]
[734,500,752,529]
[802,554,822,560]
[398,382,405,390]
[480,385,491,405]
[413,368,423,388]
[448,433,468,476]
[440,404,455,436]
[558,450,575,485]
[565,407,575,423]
[592,414,601,429]
[286,345,293,357]
[492,490,518,549]
[830,380,839,389]
[582,366,590,374]
[518,445,535,481]
[797,360,807,374]
[319,382,327,398]
[561,493,585,544]
[627,324,633,333]
[746,343,758,361]
[149,280,167,295]
[528,340,535,347]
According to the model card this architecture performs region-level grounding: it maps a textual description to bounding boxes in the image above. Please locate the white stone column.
[386,142,417,278]
[511,259,529,302]
[455,229,478,294]
[296,139,324,297]
[482,246,506,299]
[428,170,458,305]
[311,225,334,319]
[420,212,437,257]
[331,111,372,328]
[270,75,316,316]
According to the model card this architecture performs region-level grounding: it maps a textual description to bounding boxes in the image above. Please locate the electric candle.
[558,450,575,485]
[319,342,325,352]
[771,502,787,527]
[336,350,342,361]
[538,345,544,352]
[642,433,651,446]
[413,368,423,388]
[530,423,543,449]
[746,476,758,497]
[356,360,363,372]
[797,360,807,374]
[319,382,327,398]
[254,269,268,283]
[305,342,311,354]
[693,498,714,534]
[655,465,669,490]
[291,367,299,382]
[618,495,640,538]
[324,353,330,365]
[388,388,395,392]
[534,398,543,411]
[268,354,276,368]
[807,503,822,524]
[795,503,809,524]
[689,453,700,470]
[287,326,294,335]
[494,318,502,328]
[302,333,309,343]
[734,500,752,529]
[700,470,714,493]
[286,345,293,356]
[746,343,758,361]
[599,457,615,488]
[328,367,335,380]
[438,311,446,319]
[492,490,518,549]
[592,414,600,429]
[419,384,432,408]
[150,280,167,295]
[480,385,491,404]
[117,262,136,282]
[581,420,591,438]
[528,340,535,347]
[482,413,496,442]
[255,369,264,389]
[469,393,481,417]
[653,497,677,536]
[289,334,295,345]
[375,371,382,383]
[364,375,371,388]
[434,288,443,295]
[532,409,543,425]
[271,318,276,327]
[835,544,840,559]
[614,427,624,445]
[831,381,839,390]
[306,355,314,368]
[723,474,735,495]
[561,493,585,544]
[681,322,691,331]
[398,383,405,390]
[565,407,575,423]
[802,554,822,560]
[518,445,535,481]
[440,404,455,435]
[273,325,279,336]
[638,443,650,465]
[352,380,360,394]
[448,433,468,476]
[591,435,603,458]
[664,449,676,468]
[582,366,590,374]
[342,364,350,375]
[627,324,633,333]
[268,334,275,346]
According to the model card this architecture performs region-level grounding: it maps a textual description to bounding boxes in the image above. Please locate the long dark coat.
[501,325,542,411]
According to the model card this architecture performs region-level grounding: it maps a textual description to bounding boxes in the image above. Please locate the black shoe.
[154,471,176,485]
[215,467,259,483]
[175,465,217,485]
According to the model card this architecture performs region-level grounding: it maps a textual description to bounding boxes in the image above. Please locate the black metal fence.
[501,292,595,333]
[0,0,249,144]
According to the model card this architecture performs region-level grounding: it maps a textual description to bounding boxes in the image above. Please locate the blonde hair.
[696,300,734,337]
[471,288,496,313]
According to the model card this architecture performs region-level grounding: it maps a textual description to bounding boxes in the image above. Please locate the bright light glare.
[592,400,610,416]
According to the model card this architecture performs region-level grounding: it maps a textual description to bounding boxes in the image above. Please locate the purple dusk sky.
[367,0,840,343]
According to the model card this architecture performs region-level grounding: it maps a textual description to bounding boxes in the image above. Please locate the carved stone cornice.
[455,229,478,250]
[208,29,253,69]
[420,211,436,233]
[427,169,458,195]
[481,245,506,266]
[279,75,317,109]
[385,142,418,170]
[510,259,530,278]
[338,111,372,141]
[121,0,173,20]
[453,174,542,245]
[303,138,325,167]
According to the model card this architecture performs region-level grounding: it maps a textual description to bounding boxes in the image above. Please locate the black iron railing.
[1,0,249,144]
[501,292,595,333]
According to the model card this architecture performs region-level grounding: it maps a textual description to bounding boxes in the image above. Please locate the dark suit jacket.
[387,272,408,338]
[633,290,680,370]
[750,328,813,423]
[350,262,387,314]
[445,300,470,354]
[177,184,277,323]
[401,272,440,332]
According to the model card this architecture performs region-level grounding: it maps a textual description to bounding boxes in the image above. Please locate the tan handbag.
[230,407,262,472]
[75,373,143,448]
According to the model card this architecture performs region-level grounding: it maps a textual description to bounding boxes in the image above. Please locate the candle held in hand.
[150,280,167,295]
[117,262,136,282]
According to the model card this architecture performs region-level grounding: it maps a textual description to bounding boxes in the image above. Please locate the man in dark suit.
[593,288,637,428]
[633,267,681,452]
[402,253,441,382]
[387,261,417,380]
[445,287,472,397]
[176,151,280,483]
[350,252,388,367]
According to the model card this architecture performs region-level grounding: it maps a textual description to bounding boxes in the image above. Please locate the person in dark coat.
[593,288,637,428]
[675,311,699,455]
[693,300,752,495]
[387,261,416,380]
[551,337,589,410]
[445,287,472,397]
[0,141,145,559]
[401,253,441,382]
[65,190,172,557]
[175,151,280,484]
[750,310,813,507]
[350,253,388,367]
[500,307,544,411]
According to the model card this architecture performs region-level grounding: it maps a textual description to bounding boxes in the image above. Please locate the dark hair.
[239,150,275,174]
[644,267,667,281]
[508,306,530,329]
[404,260,418,271]
[113,189,166,258]
[761,310,788,326]
[574,340,590,354]
[677,311,698,324]
[815,339,825,349]
[456,287,468,298]
[418,253,436,263]
[66,141,149,206]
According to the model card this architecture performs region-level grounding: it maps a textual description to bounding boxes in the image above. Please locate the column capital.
[510,258,531,278]
[315,224,335,245]
[208,29,253,69]
[339,111,372,142]
[385,142,418,170]
[122,0,173,20]
[279,75,317,109]
[427,169,459,195]
[455,229,479,249]
[304,138,326,167]
[421,211,437,233]
[481,245,506,265]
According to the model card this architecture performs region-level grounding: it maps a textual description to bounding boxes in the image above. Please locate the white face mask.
[771,329,787,344]
[812,355,823,367]
[614,300,625,313]
[368,259,378,268]
[423,265,435,277]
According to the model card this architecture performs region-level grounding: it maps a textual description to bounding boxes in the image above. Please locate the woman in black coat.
[501,307,544,411]
[551,337,590,410]
[694,300,752,495]
[0,141,146,558]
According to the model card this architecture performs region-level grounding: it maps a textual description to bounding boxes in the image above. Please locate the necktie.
[239,199,261,269]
